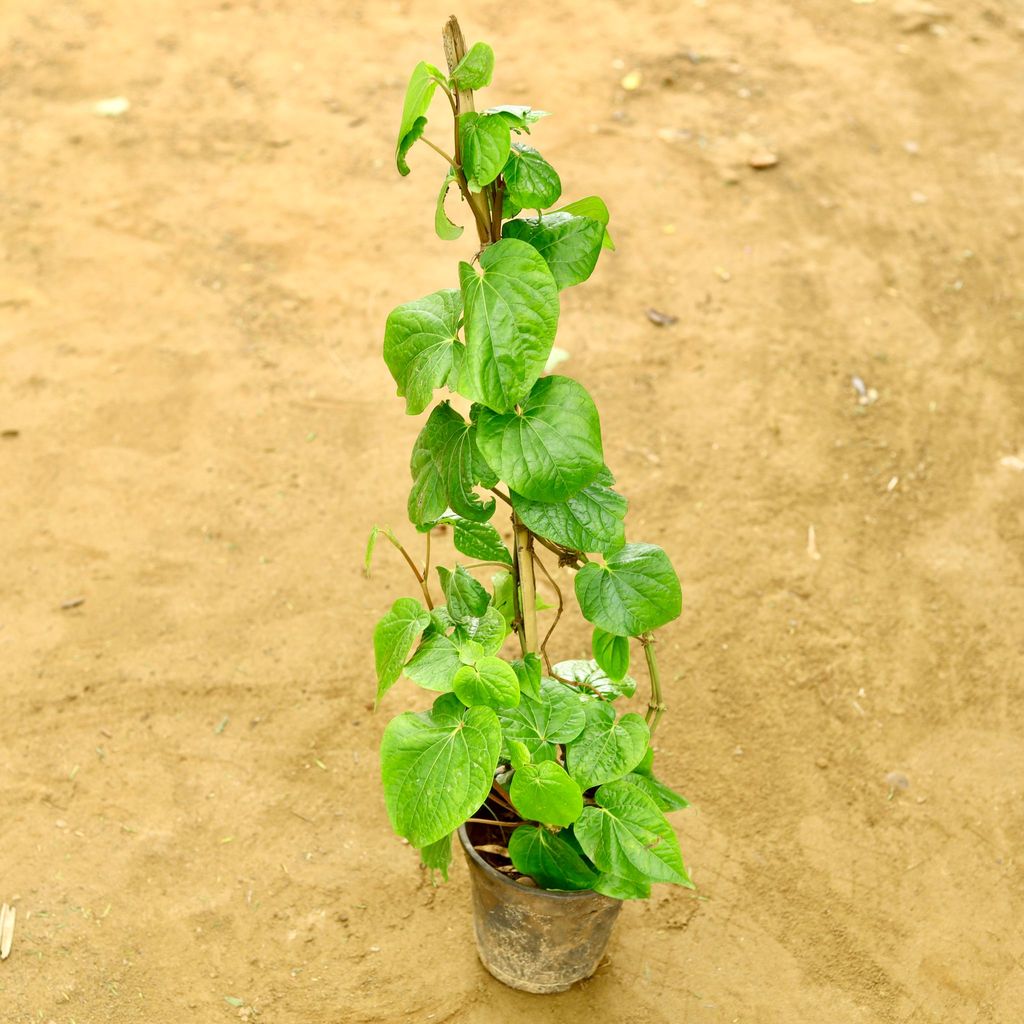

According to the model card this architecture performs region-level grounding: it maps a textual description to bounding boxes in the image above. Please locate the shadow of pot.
[457,824,622,993]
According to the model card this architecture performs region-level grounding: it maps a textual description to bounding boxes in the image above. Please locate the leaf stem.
[380,529,434,610]
[420,137,457,168]
[641,632,666,733]
[532,550,563,675]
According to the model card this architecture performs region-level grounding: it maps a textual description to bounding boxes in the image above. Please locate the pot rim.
[457,824,617,903]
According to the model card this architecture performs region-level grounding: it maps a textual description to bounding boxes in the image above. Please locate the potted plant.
[367,16,694,994]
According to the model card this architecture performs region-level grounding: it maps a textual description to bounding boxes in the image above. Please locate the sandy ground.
[2,1,1023,1021]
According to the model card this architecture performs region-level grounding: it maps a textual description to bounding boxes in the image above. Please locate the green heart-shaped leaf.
[404,632,460,692]
[383,289,462,415]
[453,656,520,709]
[475,376,604,502]
[510,759,583,826]
[435,170,464,241]
[555,195,615,250]
[574,543,682,635]
[396,61,444,175]
[511,466,626,554]
[502,143,561,209]
[503,213,604,290]
[565,700,649,788]
[380,693,501,847]
[438,565,490,622]
[408,403,496,525]
[591,629,630,682]
[449,518,512,565]
[509,825,598,890]
[452,604,508,656]
[459,112,511,191]
[485,105,551,134]
[552,658,636,701]
[451,41,494,89]
[574,779,692,888]
[511,653,543,701]
[457,238,559,413]
[373,598,431,701]
[497,676,586,762]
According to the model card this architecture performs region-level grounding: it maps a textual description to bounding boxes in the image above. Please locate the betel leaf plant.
[367,17,693,902]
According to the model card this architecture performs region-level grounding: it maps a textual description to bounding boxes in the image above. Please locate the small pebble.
[816,757,829,769]
[620,70,643,91]
[94,97,130,117]
[749,149,778,169]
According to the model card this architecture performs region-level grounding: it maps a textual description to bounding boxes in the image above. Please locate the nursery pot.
[457,825,622,994]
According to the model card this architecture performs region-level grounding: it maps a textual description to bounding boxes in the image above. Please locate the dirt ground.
[2,0,1023,1021]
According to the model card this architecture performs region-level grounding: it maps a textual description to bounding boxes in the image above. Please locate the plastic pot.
[457,824,622,993]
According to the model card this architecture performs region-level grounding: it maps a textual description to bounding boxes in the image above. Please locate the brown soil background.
[2,1,1023,1021]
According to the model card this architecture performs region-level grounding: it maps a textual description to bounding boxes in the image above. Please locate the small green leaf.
[475,376,604,502]
[502,143,561,210]
[435,170,464,241]
[374,598,431,701]
[364,525,382,576]
[497,676,586,762]
[451,41,494,90]
[408,403,496,525]
[565,700,649,789]
[383,289,463,415]
[592,629,630,682]
[553,658,636,700]
[507,739,531,771]
[438,565,490,622]
[457,639,485,664]
[491,569,515,629]
[511,466,627,554]
[451,518,513,564]
[457,237,559,413]
[503,213,604,290]
[396,61,444,175]
[381,693,502,847]
[452,604,508,656]
[224,996,245,1008]
[459,112,511,191]
[485,105,551,133]
[510,759,583,827]
[511,653,543,701]
[555,195,615,250]
[419,832,453,882]
[574,779,692,888]
[509,825,598,891]
[404,632,461,692]
[453,656,520,709]
[575,543,682,636]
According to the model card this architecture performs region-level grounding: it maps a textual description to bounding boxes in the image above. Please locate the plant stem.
[379,530,434,610]
[514,516,539,655]
[641,632,667,734]
[532,550,563,675]
[465,818,522,828]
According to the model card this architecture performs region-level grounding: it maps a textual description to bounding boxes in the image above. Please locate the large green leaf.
[435,170,464,241]
[383,289,462,415]
[565,700,649,789]
[374,598,431,701]
[475,376,603,502]
[419,832,453,882]
[452,604,508,656]
[552,658,636,701]
[621,772,690,813]
[485,105,550,134]
[459,112,510,191]
[450,518,512,564]
[404,632,460,692]
[574,543,682,635]
[555,196,615,250]
[381,693,502,847]
[591,869,650,900]
[396,61,444,175]
[453,656,520,709]
[592,629,630,682]
[408,403,496,525]
[497,676,586,762]
[457,238,559,413]
[451,41,494,90]
[510,759,583,827]
[511,466,627,554]
[502,143,561,210]
[509,826,597,890]
[503,213,604,290]
[574,780,692,888]
[438,564,490,622]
